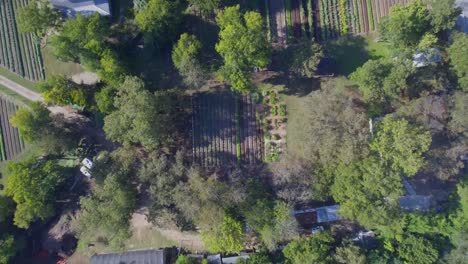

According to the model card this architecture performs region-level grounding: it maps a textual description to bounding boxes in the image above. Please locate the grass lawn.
[0,67,39,93]
[0,84,33,106]
[42,45,85,78]
[326,34,391,76]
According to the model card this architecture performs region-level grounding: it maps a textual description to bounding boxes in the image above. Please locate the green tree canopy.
[379,0,431,50]
[188,0,220,13]
[282,232,334,264]
[424,0,461,33]
[216,5,270,93]
[104,76,181,149]
[371,116,432,176]
[134,0,186,43]
[448,92,468,137]
[17,0,60,37]
[38,75,89,107]
[350,59,392,103]
[331,157,403,233]
[0,235,15,264]
[49,13,107,65]
[9,102,51,143]
[397,234,438,264]
[448,32,468,92]
[73,173,136,249]
[5,158,65,228]
[334,242,367,264]
[202,214,245,254]
[0,196,14,223]
[172,33,205,88]
[289,40,324,78]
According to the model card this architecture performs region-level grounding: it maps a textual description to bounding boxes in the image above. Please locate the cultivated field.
[267,0,412,43]
[0,0,46,81]
[0,96,26,161]
[192,92,264,167]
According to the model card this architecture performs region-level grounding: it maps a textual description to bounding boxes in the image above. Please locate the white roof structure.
[413,48,442,68]
[316,205,341,223]
[50,0,111,17]
[456,0,468,32]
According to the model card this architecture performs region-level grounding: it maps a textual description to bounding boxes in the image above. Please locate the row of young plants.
[0,0,45,81]
[285,0,294,41]
[367,0,375,31]
[0,97,25,161]
[258,90,287,162]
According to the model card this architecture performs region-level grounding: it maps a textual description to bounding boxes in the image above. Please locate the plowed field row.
[0,96,25,161]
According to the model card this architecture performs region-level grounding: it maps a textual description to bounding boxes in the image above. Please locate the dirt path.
[0,75,43,101]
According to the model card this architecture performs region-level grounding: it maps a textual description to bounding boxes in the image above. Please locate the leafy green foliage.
[134,0,186,43]
[334,242,367,264]
[0,235,15,264]
[216,5,270,93]
[0,196,14,223]
[38,75,89,107]
[424,0,462,33]
[172,33,205,88]
[331,157,403,232]
[282,232,334,264]
[17,0,60,37]
[397,234,438,264]
[289,40,324,78]
[175,255,198,264]
[379,0,431,50]
[370,117,432,176]
[448,33,468,92]
[73,174,136,249]
[202,214,244,254]
[104,76,182,149]
[448,92,468,137]
[5,158,65,228]
[95,85,116,114]
[10,102,51,143]
[188,0,220,13]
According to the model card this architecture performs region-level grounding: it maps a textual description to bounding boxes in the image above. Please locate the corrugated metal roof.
[90,249,165,264]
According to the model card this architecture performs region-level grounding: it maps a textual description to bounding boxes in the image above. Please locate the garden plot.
[0,96,26,161]
[269,0,288,44]
[191,91,263,167]
[0,0,45,81]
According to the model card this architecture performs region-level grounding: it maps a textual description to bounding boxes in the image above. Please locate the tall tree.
[188,0,220,14]
[172,33,206,88]
[379,0,431,49]
[9,102,51,143]
[282,232,335,264]
[5,158,65,228]
[17,0,60,37]
[38,75,89,107]
[424,0,462,33]
[104,76,181,149]
[397,234,439,264]
[73,174,136,249]
[0,235,15,264]
[448,33,468,92]
[134,0,186,44]
[370,117,432,176]
[202,214,245,254]
[216,5,270,93]
[289,40,324,78]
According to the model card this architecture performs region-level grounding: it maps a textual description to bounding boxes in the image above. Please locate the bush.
[279,104,287,116]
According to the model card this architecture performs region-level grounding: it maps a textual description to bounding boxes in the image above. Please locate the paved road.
[0,75,43,102]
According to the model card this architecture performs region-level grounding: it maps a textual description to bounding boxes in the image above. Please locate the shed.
[413,48,442,68]
[316,205,341,223]
[90,248,176,264]
[50,0,111,17]
[399,195,433,212]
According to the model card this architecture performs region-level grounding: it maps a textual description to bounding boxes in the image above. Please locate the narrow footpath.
[0,75,43,102]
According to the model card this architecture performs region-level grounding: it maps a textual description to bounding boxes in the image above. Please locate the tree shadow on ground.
[325,36,371,76]
[263,72,321,97]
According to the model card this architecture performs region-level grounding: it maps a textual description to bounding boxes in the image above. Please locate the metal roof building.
[50,0,111,17]
[90,249,176,264]
[456,0,468,32]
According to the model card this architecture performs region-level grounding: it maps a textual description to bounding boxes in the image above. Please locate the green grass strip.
[299,0,307,37]
[367,0,374,31]
[0,121,5,161]
[265,0,271,42]
[307,0,313,39]
[285,0,294,41]
[339,0,348,34]
[235,95,241,164]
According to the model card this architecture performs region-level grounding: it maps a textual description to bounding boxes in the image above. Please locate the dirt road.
[0,75,43,102]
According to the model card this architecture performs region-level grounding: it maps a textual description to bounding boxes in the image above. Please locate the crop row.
[0,0,45,81]
[0,96,26,161]
[266,0,413,43]
[192,92,263,167]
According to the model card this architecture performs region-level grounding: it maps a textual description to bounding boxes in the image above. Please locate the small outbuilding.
[413,48,442,68]
[50,0,111,17]
[90,248,177,264]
